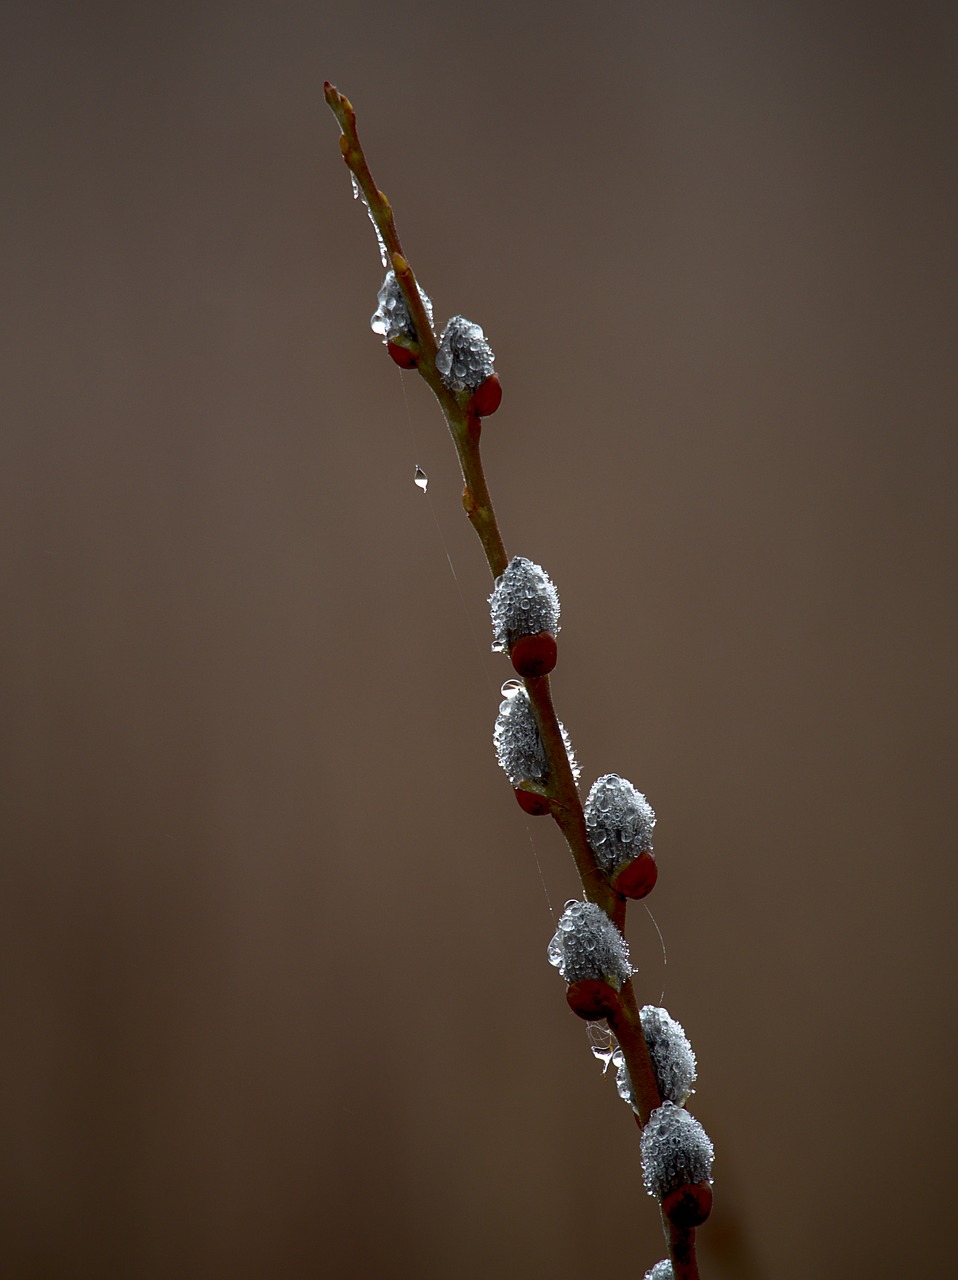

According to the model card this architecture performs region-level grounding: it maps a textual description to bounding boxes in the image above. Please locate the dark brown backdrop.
[3,2,957,1277]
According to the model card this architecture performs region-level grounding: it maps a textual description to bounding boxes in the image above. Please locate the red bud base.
[514,787,550,816]
[612,851,658,900]
[662,1181,713,1229]
[386,340,417,369]
[510,631,558,678]
[565,978,620,1021]
[467,373,502,418]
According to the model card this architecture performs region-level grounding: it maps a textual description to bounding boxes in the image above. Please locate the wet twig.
[324,82,707,1280]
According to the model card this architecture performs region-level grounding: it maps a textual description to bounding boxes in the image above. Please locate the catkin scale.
[468,373,502,417]
[510,631,558,678]
[566,978,620,1020]
[386,340,417,368]
[514,787,551,816]
[661,1181,713,1229]
[612,850,658,899]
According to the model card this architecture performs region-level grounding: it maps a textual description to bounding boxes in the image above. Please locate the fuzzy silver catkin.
[370,270,434,343]
[493,684,578,786]
[547,900,633,989]
[584,774,655,873]
[641,1102,714,1199]
[615,1006,697,1110]
[644,1263,674,1280]
[436,315,495,391]
[489,556,560,653]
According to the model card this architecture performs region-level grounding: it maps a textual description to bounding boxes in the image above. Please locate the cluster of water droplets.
[583,774,655,874]
[547,899,633,988]
[350,171,389,268]
[370,269,434,344]
[644,1262,674,1280]
[640,1101,714,1199]
[614,1006,697,1112]
[493,682,578,787]
[493,683,547,784]
[436,316,495,391]
[488,556,560,653]
[642,1006,697,1105]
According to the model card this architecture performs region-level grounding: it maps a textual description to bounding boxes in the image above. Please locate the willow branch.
[325,83,506,577]
[324,81,700,1280]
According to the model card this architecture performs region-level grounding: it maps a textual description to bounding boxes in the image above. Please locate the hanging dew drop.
[591,1042,617,1074]
[414,466,428,493]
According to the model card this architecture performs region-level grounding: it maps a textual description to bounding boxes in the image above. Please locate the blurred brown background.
[2,2,956,1277]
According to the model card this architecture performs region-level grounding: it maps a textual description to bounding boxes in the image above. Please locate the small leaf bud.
[493,682,579,787]
[547,899,633,1015]
[436,316,495,392]
[489,557,560,664]
[584,774,656,896]
[468,372,502,418]
[641,1101,714,1204]
[371,270,434,348]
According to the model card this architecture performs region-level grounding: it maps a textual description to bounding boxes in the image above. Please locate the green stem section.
[324,81,700,1280]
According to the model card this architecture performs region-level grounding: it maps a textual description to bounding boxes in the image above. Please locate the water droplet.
[349,172,389,267]
[372,218,389,268]
[591,1043,617,1073]
[414,466,428,493]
